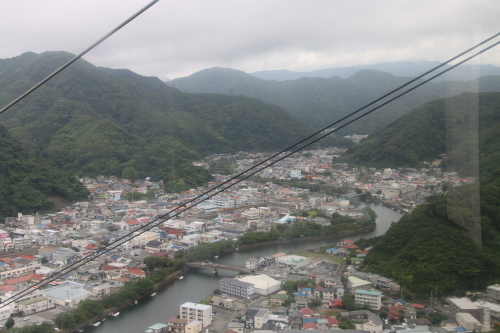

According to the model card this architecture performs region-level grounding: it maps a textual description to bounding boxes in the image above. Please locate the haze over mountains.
[250,61,500,81]
[167,66,500,134]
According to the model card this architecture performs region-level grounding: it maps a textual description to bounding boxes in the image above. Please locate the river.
[84,202,402,333]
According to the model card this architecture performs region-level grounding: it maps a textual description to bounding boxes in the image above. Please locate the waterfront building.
[236,274,281,296]
[354,289,382,310]
[44,281,91,306]
[144,323,168,333]
[276,255,310,269]
[179,302,212,327]
[219,278,255,299]
[246,258,258,269]
[166,318,188,332]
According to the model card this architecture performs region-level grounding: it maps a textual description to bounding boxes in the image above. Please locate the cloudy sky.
[1,0,499,80]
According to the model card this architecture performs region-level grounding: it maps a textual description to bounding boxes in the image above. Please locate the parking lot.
[0,306,66,329]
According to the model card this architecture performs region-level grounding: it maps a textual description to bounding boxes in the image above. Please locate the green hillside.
[355,92,500,296]
[167,67,500,134]
[0,125,88,220]
[341,92,500,173]
[360,193,498,296]
[0,52,316,191]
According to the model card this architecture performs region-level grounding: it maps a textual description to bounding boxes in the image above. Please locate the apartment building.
[180,302,212,327]
[487,284,500,303]
[354,289,382,310]
[220,278,255,299]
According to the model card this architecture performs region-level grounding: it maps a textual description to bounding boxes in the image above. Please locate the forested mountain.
[0,125,88,220]
[360,193,498,296]
[341,92,500,173]
[354,92,500,296]
[167,67,500,133]
[250,61,500,81]
[0,51,316,192]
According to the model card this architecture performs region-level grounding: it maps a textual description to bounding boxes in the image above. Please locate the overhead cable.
[1,33,498,309]
[0,0,160,116]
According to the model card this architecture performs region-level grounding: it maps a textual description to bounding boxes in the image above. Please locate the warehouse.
[236,274,280,296]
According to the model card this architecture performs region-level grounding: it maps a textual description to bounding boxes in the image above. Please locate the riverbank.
[86,202,403,333]
[228,223,376,253]
[368,197,408,214]
[63,268,188,333]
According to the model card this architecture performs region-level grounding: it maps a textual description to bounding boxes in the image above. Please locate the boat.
[134,300,138,305]
[92,322,101,327]
[150,292,156,297]
[102,318,106,321]
[112,312,120,317]
[214,255,219,259]
[179,276,184,280]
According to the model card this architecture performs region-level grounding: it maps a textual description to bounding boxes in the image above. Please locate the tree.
[311,299,322,307]
[5,317,14,329]
[122,167,139,181]
[355,187,362,194]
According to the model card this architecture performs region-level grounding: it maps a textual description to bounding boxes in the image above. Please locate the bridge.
[186,262,252,273]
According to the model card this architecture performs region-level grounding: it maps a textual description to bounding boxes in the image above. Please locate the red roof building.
[303,322,318,330]
[127,268,146,278]
[300,308,313,317]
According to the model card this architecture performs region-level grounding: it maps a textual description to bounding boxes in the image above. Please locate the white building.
[354,289,382,310]
[246,258,258,270]
[276,255,310,269]
[220,278,255,299]
[236,275,281,296]
[456,312,483,332]
[180,302,212,327]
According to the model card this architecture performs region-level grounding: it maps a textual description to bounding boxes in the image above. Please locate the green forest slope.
[0,125,88,220]
[167,67,500,134]
[361,193,498,296]
[355,93,500,296]
[0,52,317,191]
[341,92,500,173]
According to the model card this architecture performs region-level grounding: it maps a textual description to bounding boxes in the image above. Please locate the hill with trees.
[353,92,500,296]
[0,51,317,192]
[0,125,88,220]
[167,67,500,134]
[341,92,500,173]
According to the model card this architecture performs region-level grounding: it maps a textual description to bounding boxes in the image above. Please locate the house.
[167,318,189,333]
[340,310,383,333]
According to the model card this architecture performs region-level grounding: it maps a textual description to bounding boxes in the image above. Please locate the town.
[0,148,481,333]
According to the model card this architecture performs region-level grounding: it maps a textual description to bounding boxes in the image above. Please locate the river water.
[84,202,402,333]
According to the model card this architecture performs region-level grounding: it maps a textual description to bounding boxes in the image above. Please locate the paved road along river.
[84,202,402,333]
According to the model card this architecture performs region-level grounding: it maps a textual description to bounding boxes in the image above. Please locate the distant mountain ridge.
[167,66,500,133]
[250,61,500,81]
[0,51,314,192]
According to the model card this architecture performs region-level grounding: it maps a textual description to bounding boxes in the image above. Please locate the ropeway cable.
[0,0,160,117]
[1,33,497,309]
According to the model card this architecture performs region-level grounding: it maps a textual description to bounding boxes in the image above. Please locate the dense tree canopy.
[0,51,315,193]
[0,125,88,220]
